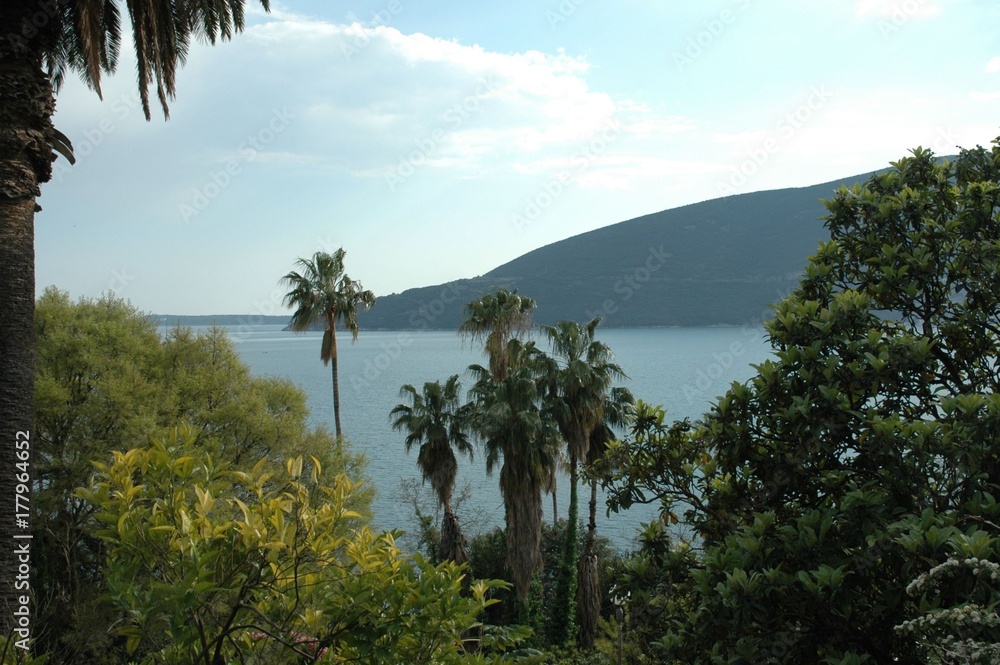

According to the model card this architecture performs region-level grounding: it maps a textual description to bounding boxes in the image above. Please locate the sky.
[35,0,1000,315]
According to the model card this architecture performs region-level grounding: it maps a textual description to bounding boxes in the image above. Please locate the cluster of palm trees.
[279,254,633,647]
[391,289,634,649]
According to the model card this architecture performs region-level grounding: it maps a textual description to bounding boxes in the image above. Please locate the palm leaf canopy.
[468,340,558,480]
[540,317,627,462]
[389,375,473,510]
[460,289,536,382]
[38,0,270,120]
[281,249,376,365]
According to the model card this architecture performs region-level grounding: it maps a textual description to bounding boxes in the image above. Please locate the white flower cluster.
[896,555,1000,663]
[906,557,1000,597]
[939,636,1000,665]
[896,604,999,634]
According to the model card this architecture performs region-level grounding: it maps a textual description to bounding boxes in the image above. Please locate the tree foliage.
[0,0,271,631]
[601,142,1000,663]
[77,427,530,665]
[32,289,368,664]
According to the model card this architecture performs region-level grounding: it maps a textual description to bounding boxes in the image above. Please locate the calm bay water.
[218,325,772,551]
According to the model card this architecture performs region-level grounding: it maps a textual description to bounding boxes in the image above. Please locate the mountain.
[357,170,883,330]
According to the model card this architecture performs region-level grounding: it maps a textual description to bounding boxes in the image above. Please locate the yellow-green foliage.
[78,427,531,664]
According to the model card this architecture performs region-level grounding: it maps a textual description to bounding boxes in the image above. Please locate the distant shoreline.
[152,315,765,332]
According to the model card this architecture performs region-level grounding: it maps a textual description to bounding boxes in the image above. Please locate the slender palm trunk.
[0,14,54,636]
[329,323,342,438]
[550,456,579,645]
[578,477,601,649]
[551,477,558,526]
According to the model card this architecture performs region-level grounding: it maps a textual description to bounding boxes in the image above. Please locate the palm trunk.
[550,455,579,645]
[551,479,558,526]
[440,509,470,596]
[502,461,543,604]
[577,477,601,649]
[0,12,55,637]
[328,322,342,438]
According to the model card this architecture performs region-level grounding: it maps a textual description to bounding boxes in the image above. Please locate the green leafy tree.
[601,142,1000,662]
[282,248,376,438]
[31,289,369,663]
[538,318,627,648]
[391,375,475,565]
[469,341,558,607]
[77,427,531,664]
[0,0,270,628]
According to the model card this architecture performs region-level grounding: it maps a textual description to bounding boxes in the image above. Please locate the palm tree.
[539,317,627,647]
[459,289,535,382]
[281,249,375,438]
[0,0,269,632]
[468,340,558,605]
[390,375,474,564]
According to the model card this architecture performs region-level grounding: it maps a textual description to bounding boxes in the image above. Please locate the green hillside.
[358,170,883,329]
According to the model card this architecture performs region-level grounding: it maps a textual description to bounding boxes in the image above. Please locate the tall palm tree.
[468,340,558,604]
[459,289,535,382]
[539,317,626,647]
[0,0,269,633]
[281,249,375,438]
[390,375,474,565]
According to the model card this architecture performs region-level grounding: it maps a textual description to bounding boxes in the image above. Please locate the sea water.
[213,325,773,551]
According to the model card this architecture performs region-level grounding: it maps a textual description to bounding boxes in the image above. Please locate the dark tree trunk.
[0,4,56,639]
[550,473,557,526]
[330,354,342,438]
[439,509,468,564]
[503,462,543,604]
[329,326,342,438]
[550,455,578,645]
[440,509,470,595]
[577,533,600,650]
[577,478,601,649]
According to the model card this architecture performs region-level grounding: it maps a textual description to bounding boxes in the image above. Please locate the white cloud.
[169,12,693,191]
[986,57,1000,73]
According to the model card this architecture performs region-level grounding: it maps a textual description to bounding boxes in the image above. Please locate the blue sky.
[37,0,1000,315]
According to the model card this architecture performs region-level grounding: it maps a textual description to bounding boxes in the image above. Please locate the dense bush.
[600,142,1000,662]
[32,289,369,663]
